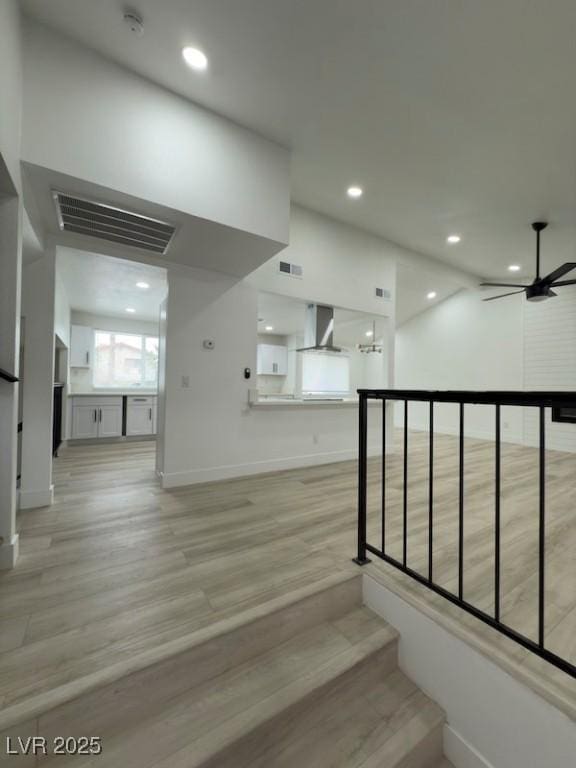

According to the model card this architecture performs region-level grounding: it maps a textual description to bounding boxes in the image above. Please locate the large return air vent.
[53,192,176,255]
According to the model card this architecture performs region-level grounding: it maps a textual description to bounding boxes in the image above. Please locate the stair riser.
[11,575,362,751]
[200,640,399,768]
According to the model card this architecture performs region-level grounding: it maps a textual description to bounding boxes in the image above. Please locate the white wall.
[55,267,71,349]
[523,285,576,452]
[70,311,159,337]
[396,285,576,451]
[20,249,56,509]
[0,0,22,192]
[395,288,525,442]
[160,206,395,486]
[248,206,396,317]
[0,0,23,567]
[21,19,290,247]
[364,576,576,768]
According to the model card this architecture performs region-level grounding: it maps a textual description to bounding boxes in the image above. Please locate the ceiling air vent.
[279,260,303,278]
[53,192,176,255]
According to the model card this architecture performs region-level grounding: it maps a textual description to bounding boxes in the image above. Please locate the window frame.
[92,330,159,390]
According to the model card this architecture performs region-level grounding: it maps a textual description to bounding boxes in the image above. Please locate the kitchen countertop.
[69,391,158,397]
[249,397,382,408]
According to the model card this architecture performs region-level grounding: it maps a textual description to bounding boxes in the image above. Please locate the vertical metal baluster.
[458,402,464,600]
[428,400,434,583]
[353,393,371,566]
[538,405,546,647]
[381,399,386,554]
[403,400,408,567]
[494,404,501,622]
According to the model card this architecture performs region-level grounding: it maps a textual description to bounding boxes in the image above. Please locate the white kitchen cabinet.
[71,405,99,439]
[257,344,288,376]
[70,325,93,368]
[98,404,123,437]
[126,395,157,436]
[71,397,123,439]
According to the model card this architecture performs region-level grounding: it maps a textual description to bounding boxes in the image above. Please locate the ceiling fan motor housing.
[526,283,555,302]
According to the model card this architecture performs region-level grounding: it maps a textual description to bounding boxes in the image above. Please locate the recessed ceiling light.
[182,46,208,71]
[508,264,521,272]
[265,325,274,331]
[365,330,373,337]
[447,235,461,244]
[427,291,437,300]
[125,307,136,313]
[347,186,363,199]
[136,281,150,289]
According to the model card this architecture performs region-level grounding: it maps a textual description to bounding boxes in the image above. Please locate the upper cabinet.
[70,325,93,368]
[257,344,288,376]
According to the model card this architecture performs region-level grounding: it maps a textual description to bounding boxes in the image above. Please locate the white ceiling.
[57,247,167,321]
[21,0,576,282]
[257,291,388,347]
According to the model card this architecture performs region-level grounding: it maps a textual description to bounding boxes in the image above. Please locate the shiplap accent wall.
[523,285,576,451]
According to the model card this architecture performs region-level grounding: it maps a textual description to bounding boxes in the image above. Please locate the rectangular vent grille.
[376,287,391,299]
[53,192,175,255]
[279,260,303,278]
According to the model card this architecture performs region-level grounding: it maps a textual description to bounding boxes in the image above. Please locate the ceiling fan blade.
[541,262,576,284]
[479,282,528,288]
[549,279,576,287]
[482,290,526,302]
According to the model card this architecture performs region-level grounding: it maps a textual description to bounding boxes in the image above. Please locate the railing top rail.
[357,389,576,407]
[0,367,19,383]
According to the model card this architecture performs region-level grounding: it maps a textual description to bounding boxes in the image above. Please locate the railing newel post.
[353,391,371,566]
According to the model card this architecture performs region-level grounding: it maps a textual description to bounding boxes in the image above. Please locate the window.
[93,331,159,389]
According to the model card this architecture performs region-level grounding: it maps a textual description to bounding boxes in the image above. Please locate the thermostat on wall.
[203,339,215,350]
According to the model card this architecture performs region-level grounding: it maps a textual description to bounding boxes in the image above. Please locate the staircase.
[2,572,453,767]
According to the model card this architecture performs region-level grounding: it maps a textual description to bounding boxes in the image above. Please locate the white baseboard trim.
[19,484,54,510]
[162,444,382,488]
[0,534,19,570]
[444,725,495,768]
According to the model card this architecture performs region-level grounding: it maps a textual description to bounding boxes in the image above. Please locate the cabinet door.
[98,405,123,438]
[72,405,99,439]
[273,346,288,375]
[126,404,153,436]
[70,325,93,368]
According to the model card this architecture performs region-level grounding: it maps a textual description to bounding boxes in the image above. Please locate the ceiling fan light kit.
[480,222,576,303]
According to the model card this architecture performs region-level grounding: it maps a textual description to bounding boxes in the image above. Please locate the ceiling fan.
[480,222,576,302]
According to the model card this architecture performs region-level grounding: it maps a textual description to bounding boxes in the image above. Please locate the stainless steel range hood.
[297,304,342,353]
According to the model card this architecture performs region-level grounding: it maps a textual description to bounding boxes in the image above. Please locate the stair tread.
[63,607,397,768]
[236,669,444,768]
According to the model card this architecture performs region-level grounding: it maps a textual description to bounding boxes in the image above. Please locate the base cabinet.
[71,395,157,439]
[126,404,155,436]
[71,405,99,439]
[98,405,123,438]
[71,397,123,439]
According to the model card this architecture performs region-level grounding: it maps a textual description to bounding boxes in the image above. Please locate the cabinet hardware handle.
[86,351,89,365]
[99,409,102,422]
[93,409,97,423]
[149,407,152,420]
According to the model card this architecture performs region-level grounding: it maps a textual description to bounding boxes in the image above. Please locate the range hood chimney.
[297,304,341,353]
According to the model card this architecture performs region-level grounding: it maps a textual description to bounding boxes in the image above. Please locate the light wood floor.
[1,433,574,714]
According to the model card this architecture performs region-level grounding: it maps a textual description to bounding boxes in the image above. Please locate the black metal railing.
[0,367,18,383]
[354,389,576,678]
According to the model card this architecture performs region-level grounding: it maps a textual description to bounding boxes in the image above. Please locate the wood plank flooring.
[1,433,574,715]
